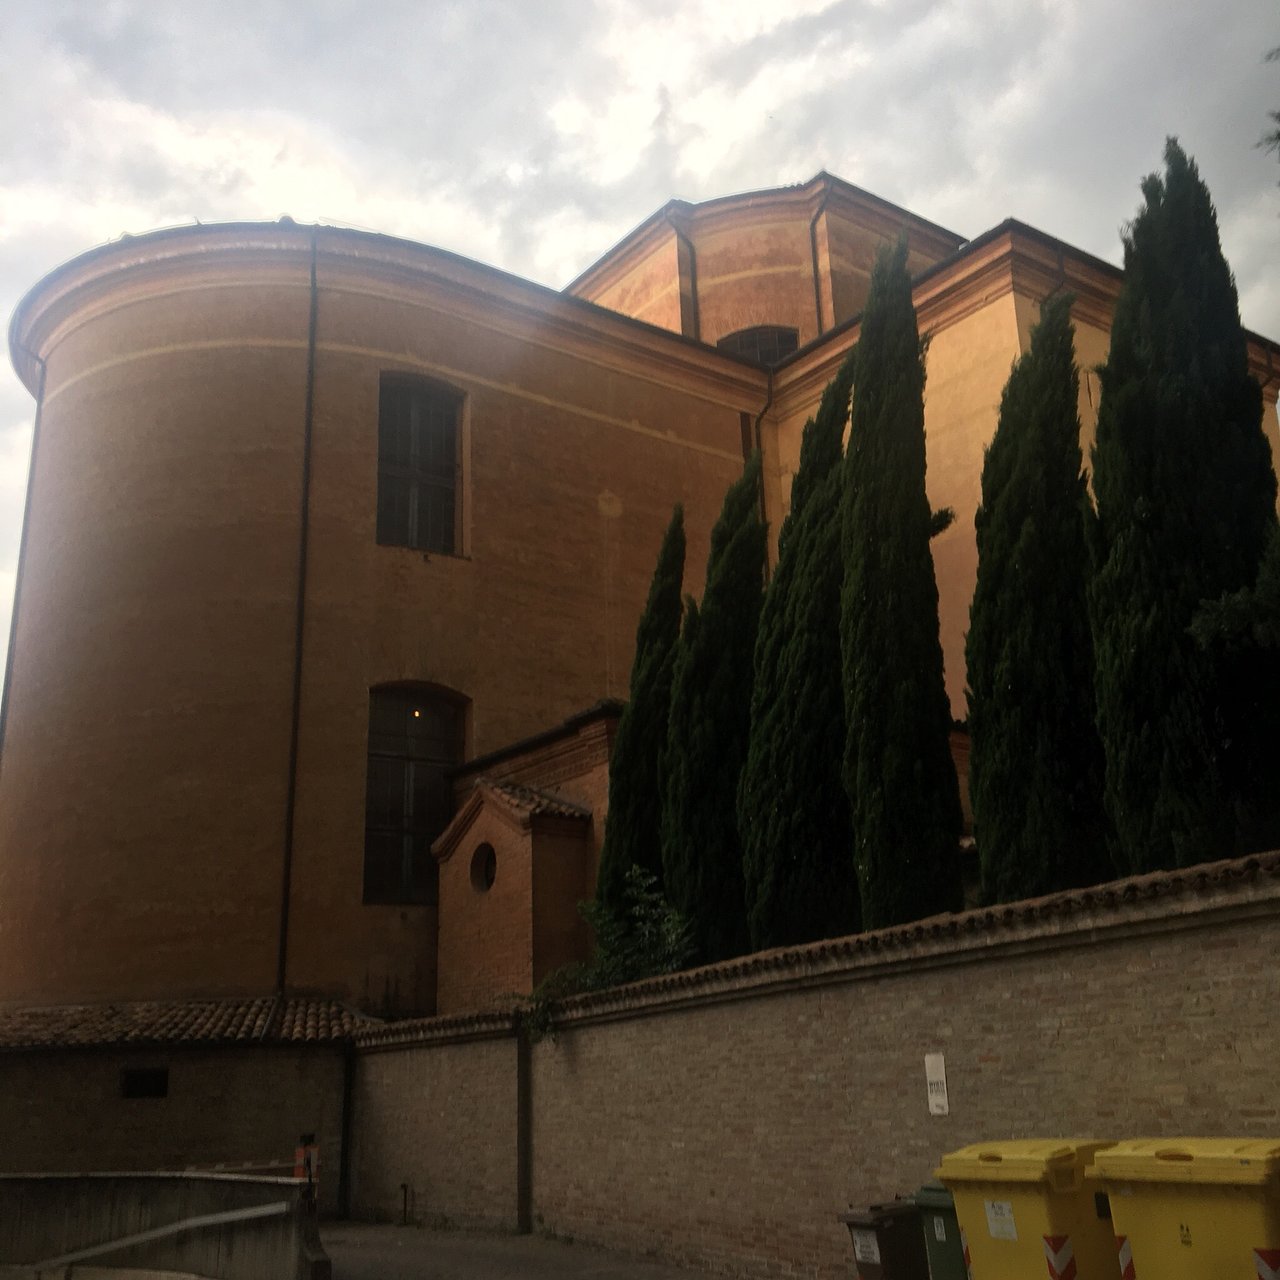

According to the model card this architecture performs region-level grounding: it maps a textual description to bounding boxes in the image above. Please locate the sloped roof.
[433,776,592,860]
[486,779,593,820]
[0,994,377,1051]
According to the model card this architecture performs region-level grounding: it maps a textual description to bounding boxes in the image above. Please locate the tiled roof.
[484,779,592,820]
[0,994,378,1051]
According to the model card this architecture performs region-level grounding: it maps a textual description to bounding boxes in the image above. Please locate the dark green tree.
[966,294,1108,903]
[1090,139,1278,874]
[661,454,767,963]
[595,506,686,914]
[738,357,860,950]
[840,239,963,929]
[1191,522,1280,853]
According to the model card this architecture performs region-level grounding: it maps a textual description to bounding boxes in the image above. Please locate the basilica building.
[2,172,1278,1027]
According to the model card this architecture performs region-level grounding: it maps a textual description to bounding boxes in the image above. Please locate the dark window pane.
[365,756,407,827]
[121,1068,169,1099]
[377,377,461,553]
[717,326,799,367]
[363,831,404,902]
[376,473,413,545]
[363,687,464,905]
[417,481,455,555]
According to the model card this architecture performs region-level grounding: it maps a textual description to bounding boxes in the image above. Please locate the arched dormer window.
[376,375,462,554]
[716,326,799,367]
[363,685,466,905]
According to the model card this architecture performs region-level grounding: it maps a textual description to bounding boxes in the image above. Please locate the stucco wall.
[0,1046,346,1217]
[348,855,1280,1279]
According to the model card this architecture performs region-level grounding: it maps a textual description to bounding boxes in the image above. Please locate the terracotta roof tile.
[0,995,379,1051]
[483,778,592,820]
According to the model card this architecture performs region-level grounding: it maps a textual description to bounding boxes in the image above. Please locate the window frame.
[362,684,467,907]
[716,325,800,367]
[375,374,464,555]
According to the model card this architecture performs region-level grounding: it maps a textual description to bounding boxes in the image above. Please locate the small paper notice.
[852,1229,881,1264]
[933,1215,947,1242]
[984,1199,1018,1241]
[925,1053,949,1115]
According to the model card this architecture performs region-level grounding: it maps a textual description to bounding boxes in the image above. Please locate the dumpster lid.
[937,1140,1114,1187]
[911,1181,955,1210]
[1091,1139,1280,1186]
[839,1200,917,1227]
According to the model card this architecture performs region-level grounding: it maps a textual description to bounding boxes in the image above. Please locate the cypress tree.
[738,357,860,950]
[596,506,686,915]
[966,294,1108,903]
[840,239,963,929]
[661,454,767,964]
[1090,139,1278,873]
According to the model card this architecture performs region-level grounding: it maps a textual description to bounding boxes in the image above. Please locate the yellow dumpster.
[937,1140,1119,1280]
[1090,1138,1280,1279]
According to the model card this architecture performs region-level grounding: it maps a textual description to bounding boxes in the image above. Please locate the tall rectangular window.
[377,377,461,553]
[364,687,465,905]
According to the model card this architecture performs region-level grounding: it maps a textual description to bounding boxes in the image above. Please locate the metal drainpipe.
[276,228,320,993]
[337,1036,356,1218]
[0,343,47,773]
[753,370,775,577]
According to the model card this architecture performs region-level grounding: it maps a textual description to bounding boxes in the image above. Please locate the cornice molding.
[9,223,768,412]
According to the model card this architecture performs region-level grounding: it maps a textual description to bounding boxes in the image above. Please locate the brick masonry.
[349,1015,520,1229]
[348,853,1280,1278]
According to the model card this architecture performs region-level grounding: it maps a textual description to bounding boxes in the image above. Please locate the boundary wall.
[0,1173,328,1280]
[350,851,1280,1279]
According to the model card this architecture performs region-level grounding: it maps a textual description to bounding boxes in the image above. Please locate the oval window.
[470,842,497,892]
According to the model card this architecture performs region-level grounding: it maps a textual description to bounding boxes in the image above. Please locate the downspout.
[277,228,320,993]
[515,1022,532,1232]
[808,187,834,337]
[0,343,46,771]
[753,370,775,579]
[337,1036,356,1218]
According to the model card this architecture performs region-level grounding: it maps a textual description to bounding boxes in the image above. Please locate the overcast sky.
[1,0,1277,671]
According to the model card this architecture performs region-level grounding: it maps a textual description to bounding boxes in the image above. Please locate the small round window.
[470,842,497,892]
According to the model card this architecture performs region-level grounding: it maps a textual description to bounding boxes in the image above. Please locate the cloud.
[1,0,1278,680]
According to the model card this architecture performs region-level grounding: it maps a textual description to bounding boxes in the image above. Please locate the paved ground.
[321,1223,711,1280]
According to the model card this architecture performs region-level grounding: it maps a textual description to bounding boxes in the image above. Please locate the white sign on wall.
[925,1053,949,1115]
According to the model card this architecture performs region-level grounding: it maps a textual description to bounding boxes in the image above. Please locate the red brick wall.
[350,858,1280,1277]
[436,807,535,1015]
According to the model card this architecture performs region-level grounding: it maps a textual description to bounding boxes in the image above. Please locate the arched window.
[716,325,799,367]
[363,686,466,904]
[376,375,462,554]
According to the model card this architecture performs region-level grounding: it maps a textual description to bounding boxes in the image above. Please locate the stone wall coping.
[353,848,1280,1050]
[552,849,1280,1028]
[355,1009,518,1052]
[0,1171,300,1185]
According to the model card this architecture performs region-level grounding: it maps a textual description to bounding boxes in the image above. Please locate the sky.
[1,0,1277,669]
